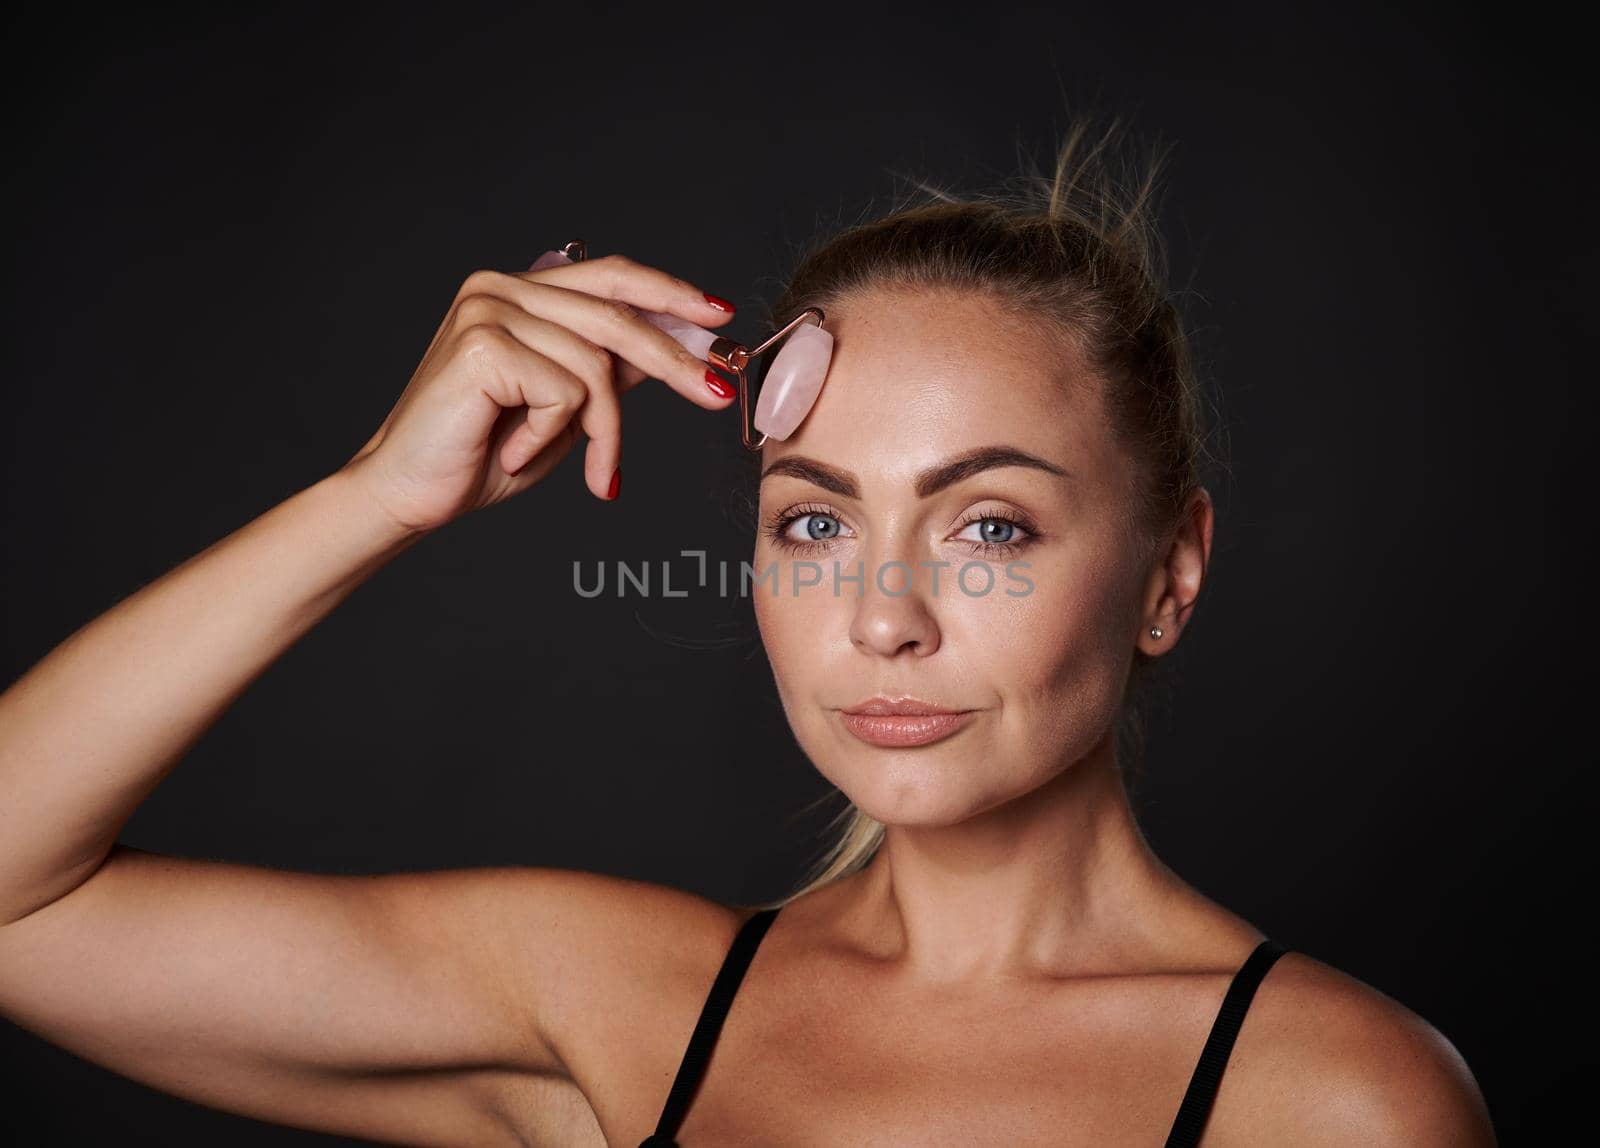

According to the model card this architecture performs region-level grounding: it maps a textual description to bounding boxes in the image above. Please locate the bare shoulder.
[475,867,748,1143]
[475,866,746,1060]
[1216,949,1498,1147]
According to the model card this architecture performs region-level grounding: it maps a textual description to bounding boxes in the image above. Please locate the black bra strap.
[1163,938,1290,1148]
[640,906,781,1147]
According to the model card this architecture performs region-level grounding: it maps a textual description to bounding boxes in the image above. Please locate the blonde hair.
[742,112,1223,913]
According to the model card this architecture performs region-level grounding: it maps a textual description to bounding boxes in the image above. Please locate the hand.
[339,254,738,534]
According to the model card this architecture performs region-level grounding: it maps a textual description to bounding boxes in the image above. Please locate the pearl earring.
[1149,626,1163,640]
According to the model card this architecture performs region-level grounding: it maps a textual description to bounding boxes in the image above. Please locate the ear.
[1136,486,1213,656]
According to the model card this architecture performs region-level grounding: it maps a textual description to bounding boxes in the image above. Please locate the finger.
[490,402,540,476]
[582,407,620,501]
[518,251,738,332]
[494,293,650,395]
[457,292,621,409]
[613,356,736,399]
[456,298,625,500]
[445,320,601,498]
[517,255,688,397]
[499,409,583,489]
[496,360,614,499]
[453,265,738,409]
[615,359,647,391]
[520,419,584,488]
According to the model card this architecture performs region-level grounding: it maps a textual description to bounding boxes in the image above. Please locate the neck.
[834,732,1195,985]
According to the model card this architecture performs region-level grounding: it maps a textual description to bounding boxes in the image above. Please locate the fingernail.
[607,467,621,500]
[704,368,736,400]
[703,292,735,313]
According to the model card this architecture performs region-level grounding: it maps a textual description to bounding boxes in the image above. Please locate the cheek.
[1000,547,1137,756]
[751,551,839,709]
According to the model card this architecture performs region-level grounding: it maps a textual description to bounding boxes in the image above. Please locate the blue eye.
[764,504,853,553]
[953,513,1036,557]
[960,519,1016,544]
[797,513,843,542]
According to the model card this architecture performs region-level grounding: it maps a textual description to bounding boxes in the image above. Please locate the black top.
[638,907,1289,1147]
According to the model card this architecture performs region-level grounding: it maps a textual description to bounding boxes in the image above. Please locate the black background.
[0,3,1581,1143]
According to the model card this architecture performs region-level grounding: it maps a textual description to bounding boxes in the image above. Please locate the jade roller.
[528,240,832,449]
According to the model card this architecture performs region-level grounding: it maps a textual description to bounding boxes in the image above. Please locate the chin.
[833,765,1015,829]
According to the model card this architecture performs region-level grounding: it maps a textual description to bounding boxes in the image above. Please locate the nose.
[848,559,943,658]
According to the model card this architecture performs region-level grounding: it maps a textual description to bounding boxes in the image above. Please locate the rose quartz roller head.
[529,240,832,449]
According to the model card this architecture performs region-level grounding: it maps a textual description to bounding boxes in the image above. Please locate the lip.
[842,696,964,716]
[840,711,977,747]
[838,697,977,748]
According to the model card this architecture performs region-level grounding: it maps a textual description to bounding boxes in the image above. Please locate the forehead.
[760,285,1108,485]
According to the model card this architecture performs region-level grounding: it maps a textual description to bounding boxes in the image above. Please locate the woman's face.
[753,285,1152,828]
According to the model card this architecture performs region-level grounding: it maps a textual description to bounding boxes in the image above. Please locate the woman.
[0,122,1495,1146]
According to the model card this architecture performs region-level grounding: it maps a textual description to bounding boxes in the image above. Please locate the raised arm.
[0,255,745,1146]
[0,471,420,927]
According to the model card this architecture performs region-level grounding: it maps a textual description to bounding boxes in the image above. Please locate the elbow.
[0,846,116,930]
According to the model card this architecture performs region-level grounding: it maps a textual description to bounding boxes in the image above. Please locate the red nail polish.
[704,368,736,400]
[607,467,621,500]
[703,292,735,313]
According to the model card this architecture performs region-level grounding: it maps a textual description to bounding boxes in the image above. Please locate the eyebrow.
[760,444,1071,499]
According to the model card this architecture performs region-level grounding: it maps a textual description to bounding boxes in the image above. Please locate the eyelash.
[762,502,1041,559]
